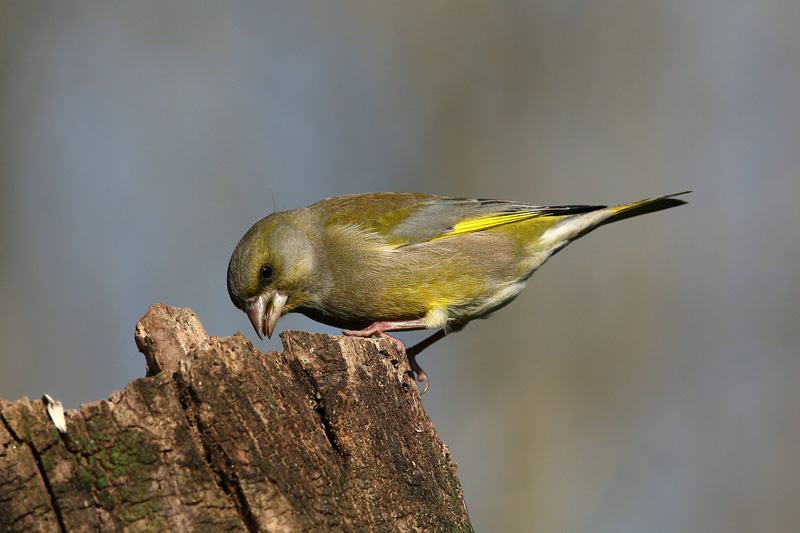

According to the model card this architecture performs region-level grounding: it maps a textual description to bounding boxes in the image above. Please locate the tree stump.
[0,304,472,532]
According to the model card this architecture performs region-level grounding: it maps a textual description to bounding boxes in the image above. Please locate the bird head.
[227,212,315,339]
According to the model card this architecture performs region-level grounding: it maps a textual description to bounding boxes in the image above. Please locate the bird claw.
[412,362,429,394]
[406,341,429,395]
[390,338,428,394]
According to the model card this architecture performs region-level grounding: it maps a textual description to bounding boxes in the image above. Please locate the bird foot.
[409,355,429,394]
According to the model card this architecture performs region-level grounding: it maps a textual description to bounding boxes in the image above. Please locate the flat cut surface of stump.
[0,303,472,532]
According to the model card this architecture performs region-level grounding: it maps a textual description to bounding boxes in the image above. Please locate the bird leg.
[404,329,449,394]
[342,319,437,393]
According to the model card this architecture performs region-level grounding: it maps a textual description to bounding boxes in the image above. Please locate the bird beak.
[245,292,288,340]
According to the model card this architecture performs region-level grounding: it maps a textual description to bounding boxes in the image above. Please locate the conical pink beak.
[245,292,287,339]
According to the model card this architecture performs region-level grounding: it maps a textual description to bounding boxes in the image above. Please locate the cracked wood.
[0,303,472,532]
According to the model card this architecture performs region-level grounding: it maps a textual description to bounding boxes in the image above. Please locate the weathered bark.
[0,304,472,532]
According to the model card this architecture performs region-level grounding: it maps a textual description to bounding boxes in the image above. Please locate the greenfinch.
[227,191,689,392]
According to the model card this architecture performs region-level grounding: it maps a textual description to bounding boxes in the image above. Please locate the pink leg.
[404,330,448,394]
[342,320,434,393]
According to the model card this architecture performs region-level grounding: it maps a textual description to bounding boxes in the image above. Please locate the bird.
[227,191,689,393]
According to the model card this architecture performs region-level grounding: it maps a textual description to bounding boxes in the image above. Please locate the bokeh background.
[2,2,798,531]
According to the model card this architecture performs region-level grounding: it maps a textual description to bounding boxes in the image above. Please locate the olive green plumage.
[227,191,689,343]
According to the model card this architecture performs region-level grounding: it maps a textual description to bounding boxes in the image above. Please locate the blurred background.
[1,2,798,531]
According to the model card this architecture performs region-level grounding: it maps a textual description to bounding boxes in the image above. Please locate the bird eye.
[260,265,273,281]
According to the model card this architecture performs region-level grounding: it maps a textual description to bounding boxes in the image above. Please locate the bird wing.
[366,196,606,248]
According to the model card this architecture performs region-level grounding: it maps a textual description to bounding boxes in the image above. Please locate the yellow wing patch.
[432,211,539,240]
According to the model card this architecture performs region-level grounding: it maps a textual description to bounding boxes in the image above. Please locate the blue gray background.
[2,2,798,531]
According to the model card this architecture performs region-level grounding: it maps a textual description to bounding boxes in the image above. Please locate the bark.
[0,304,472,532]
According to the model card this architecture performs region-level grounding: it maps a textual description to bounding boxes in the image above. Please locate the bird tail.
[600,191,691,226]
[536,191,690,251]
